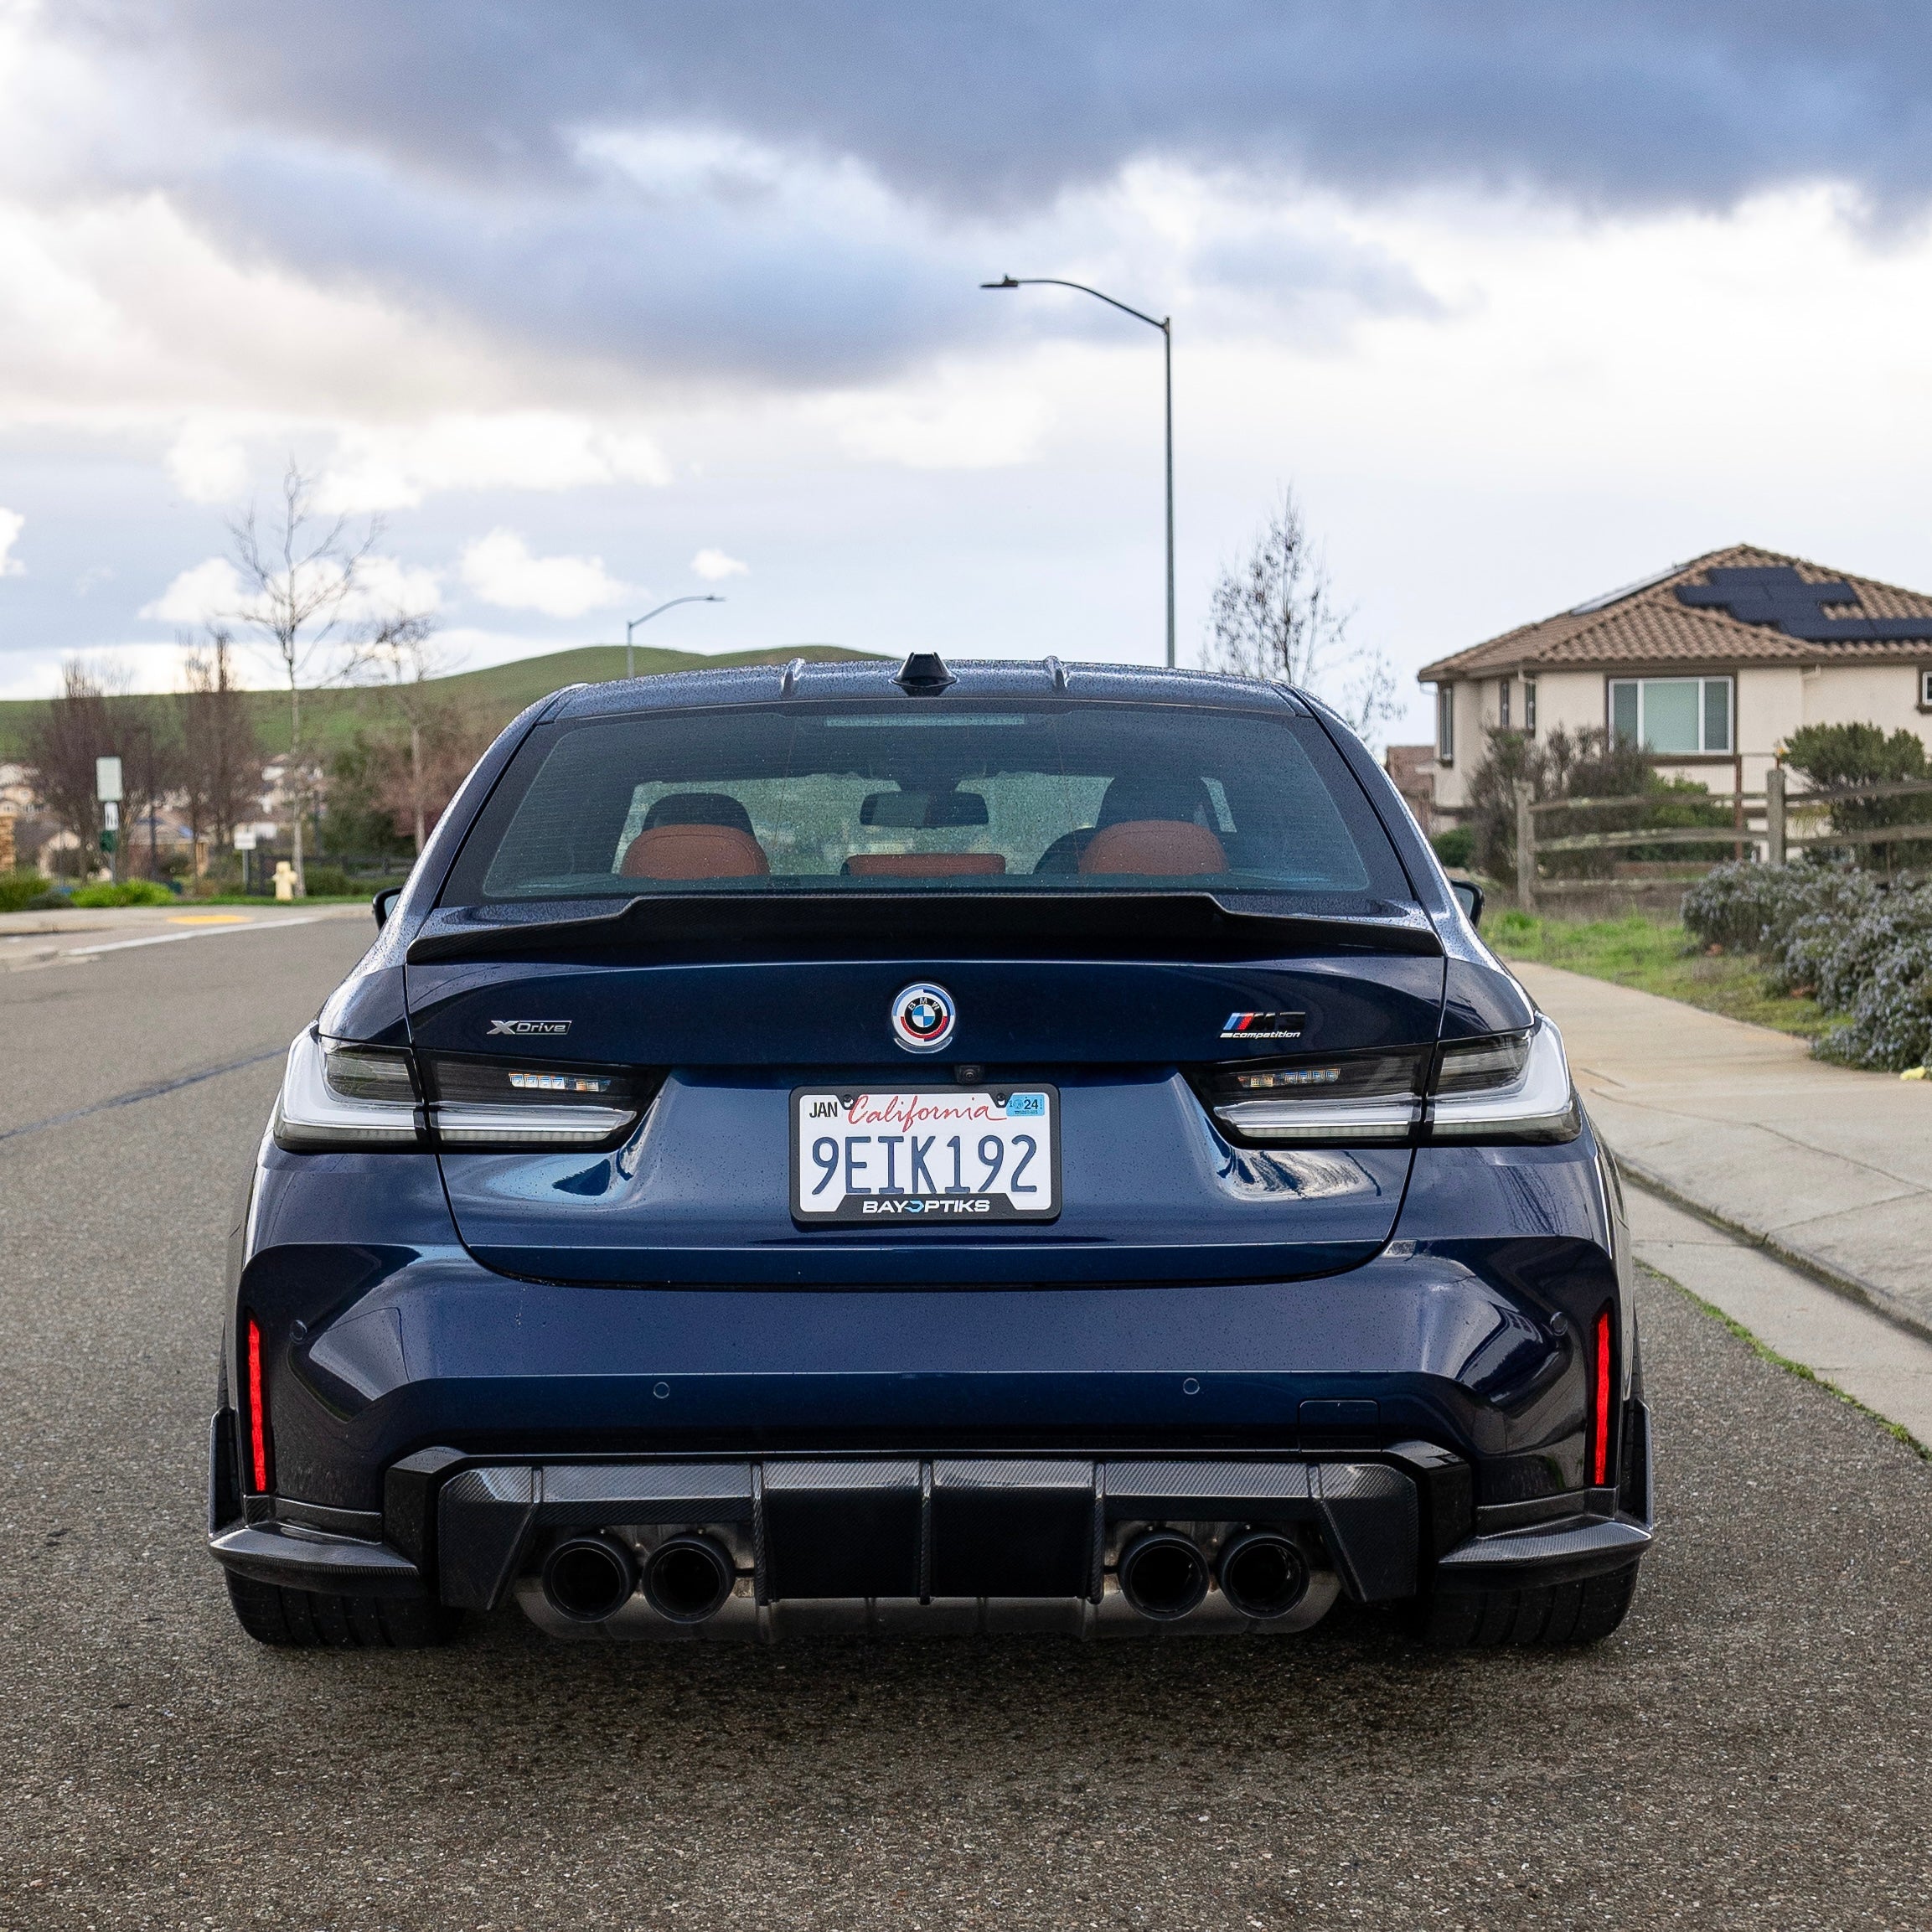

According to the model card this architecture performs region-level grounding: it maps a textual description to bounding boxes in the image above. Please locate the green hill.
[0,641,881,763]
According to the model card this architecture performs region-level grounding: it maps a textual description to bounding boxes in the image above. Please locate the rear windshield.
[442,700,1413,908]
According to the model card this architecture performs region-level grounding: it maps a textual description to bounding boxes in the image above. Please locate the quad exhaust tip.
[642,1534,736,1624]
[541,1534,638,1623]
[1217,1530,1310,1620]
[1117,1530,1211,1621]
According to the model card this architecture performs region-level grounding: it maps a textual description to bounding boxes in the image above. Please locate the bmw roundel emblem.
[891,982,956,1054]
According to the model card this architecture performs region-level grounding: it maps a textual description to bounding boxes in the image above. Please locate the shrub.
[1430,827,1474,868]
[1681,861,1814,952]
[0,872,55,913]
[1464,725,1732,880]
[1681,857,1932,1068]
[1814,932,1932,1071]
[70,878,178,907]
[1785,723,1932,867]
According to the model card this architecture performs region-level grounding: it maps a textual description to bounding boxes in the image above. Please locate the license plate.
[791,1086,1060,1222]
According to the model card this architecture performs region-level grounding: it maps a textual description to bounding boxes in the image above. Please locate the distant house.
[1382,742,1436,832]
[1418,545,1932,816]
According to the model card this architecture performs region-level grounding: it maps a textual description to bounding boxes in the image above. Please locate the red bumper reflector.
[1592,1307,1613,1487]
[245,1315,272,1494]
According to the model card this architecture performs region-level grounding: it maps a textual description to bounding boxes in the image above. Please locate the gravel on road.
[2,924,1929,1931]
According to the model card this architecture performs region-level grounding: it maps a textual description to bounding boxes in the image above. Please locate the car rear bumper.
[207,1408,1654,1637]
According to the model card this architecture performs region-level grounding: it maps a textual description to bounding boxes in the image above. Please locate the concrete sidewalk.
[0,900,370,973]
[1515,959,1932,1341]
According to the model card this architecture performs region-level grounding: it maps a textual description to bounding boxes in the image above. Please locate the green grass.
[1486,909,1832,1038]
[0,641,882,762]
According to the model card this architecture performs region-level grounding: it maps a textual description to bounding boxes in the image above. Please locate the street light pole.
[624,595,726,679]
[982,275,1175,669]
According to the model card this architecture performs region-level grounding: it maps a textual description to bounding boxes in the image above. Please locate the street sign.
[95,756,123,803]
[233,827,257,852]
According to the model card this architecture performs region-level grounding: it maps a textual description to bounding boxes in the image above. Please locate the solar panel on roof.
[1675,566,1932,643]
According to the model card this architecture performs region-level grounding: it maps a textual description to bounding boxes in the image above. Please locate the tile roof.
[1417,545,1932,684]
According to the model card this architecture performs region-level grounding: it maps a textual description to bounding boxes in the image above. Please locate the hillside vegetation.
[0,641,881,763]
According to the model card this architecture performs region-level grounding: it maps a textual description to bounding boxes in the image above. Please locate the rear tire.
[1413,1559,1640,1648]
[224,1572,461,1650]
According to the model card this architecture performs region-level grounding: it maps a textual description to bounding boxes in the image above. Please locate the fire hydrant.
[273,860,297,901]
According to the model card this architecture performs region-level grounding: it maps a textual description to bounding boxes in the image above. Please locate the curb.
[1614,1153,1932,1350]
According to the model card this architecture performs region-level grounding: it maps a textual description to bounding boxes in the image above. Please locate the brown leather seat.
[845,852,1006,878]
[619,823,770,879]
[1078,820,1227,876]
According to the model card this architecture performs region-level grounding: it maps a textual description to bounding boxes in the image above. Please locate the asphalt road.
[3,921,1929,1930]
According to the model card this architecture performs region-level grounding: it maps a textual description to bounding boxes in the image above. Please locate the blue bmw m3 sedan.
[209,654,1652,1650]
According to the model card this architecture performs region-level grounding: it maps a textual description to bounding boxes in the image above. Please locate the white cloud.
[690,547,749,581]
[165,424,251,504]
[818,385,1048,470]
[0,506,23,576]
[342,555,443,618]
[139,555,242,624]
[319,414,672,512]
[459,528,632,617]
[138,551,440,627]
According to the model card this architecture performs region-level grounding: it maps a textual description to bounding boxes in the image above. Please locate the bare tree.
[358,613,454,855]
[1201,488,1399,738]
[178,628,263,862]
[225,462,380,895]
[22,659,115,879]
[18,658,178,882]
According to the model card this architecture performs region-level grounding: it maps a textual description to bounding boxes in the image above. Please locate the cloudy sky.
[5,2,1932,742]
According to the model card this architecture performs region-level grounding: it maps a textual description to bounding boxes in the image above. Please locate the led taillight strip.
[245,1315,273,1494]
[1592,1307,1614,1487]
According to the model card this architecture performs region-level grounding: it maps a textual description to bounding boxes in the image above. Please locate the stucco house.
[1418,545,1932,817]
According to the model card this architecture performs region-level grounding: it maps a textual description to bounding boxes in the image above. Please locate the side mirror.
[372,886,403,929]
[1449,880,1484,927]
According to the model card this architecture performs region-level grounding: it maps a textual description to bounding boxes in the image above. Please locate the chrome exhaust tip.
[1217,1530,1310,1620]
[1117,1530,1211,1621]
[642,1534,736,1624]
[541,1534,637,1622]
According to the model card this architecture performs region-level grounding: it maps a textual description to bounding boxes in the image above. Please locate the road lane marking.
[65,914,327,957]
[0,1046,288,1144]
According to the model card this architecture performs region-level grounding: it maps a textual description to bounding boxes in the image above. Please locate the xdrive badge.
[487,1019,572,1037]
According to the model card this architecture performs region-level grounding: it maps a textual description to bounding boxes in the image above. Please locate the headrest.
[641,792,757,836]
[620,824,770,880]
[1078,820,1227,877]
[1097,775,1214,829]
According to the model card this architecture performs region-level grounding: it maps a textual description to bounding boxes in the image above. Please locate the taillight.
[271,1028,656,1153]
[1201,1049,1428,1145]
[1591,1306,1614,1486]
[273,1030,424,1149]
[245,1315,272,1494]
[1428,1020,1581,1144]
[419,1052,650,1149]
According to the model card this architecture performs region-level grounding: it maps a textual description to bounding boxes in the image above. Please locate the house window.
[1436,685,1454,764]
[1609,676,1733,754]
[1919,669,1932,711]
[1498,679,1511,730]
[1524,678,1537,736]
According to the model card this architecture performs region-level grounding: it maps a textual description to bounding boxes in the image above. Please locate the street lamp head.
[980,276,1020,290]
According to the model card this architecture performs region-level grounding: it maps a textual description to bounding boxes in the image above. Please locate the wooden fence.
[1510,768,1932,910]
